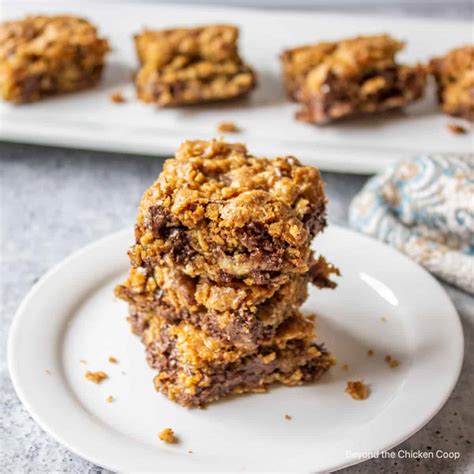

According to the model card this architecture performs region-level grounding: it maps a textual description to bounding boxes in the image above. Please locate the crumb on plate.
[45,369,51,375]
[216,121,240,133]
[158,428,177,444]
[109,91,125,103]
[345,380,369,400]
[79,359,87,364]
[385,355,400,368]
[85,370,108,383]
[284,414,292,420]
[368,349,374,356]
[341,363,349,370]
[108,356,118,364]
[447,123,468,134]
[106,395,114,403]
[380,316,387,322]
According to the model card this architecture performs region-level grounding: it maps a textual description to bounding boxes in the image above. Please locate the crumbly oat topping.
[85,370,108,383]
[135,25,239,66]
[385,355,400,368]
[158,428,177,444]
[345,380,369,400]
[0,15,109,103]
[216,121,240,133]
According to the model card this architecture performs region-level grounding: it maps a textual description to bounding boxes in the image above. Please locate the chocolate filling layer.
[146,332,331,407]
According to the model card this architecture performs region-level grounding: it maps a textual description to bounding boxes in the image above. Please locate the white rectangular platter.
[0,1,472,173]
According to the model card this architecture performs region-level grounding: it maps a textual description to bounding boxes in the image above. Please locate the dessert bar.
[134,25,256,106]
[0,15,109,103]
[281,34,427,124]
[116,255,337,350]
[133,309,333,407]
[430,45,474,122]
[129,139,327,286]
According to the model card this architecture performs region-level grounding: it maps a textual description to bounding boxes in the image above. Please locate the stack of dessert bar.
[116,139,338,407]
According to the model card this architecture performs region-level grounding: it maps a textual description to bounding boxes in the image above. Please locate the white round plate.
[8,227,463,472]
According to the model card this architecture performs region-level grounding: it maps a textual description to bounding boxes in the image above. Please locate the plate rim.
[7,226,464,472]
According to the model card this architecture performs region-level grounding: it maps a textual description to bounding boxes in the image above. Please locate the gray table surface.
[1,142,472,473]
[1,3,473,472]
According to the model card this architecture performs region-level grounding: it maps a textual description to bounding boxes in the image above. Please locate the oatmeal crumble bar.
[117,269,308,350]
[430,46,474,122]
[135,309,333,407]
[116,255,337,350]
[128,139,328,285]
[281,34,427,124]
[0,15,109,103]
[134,25,256,106]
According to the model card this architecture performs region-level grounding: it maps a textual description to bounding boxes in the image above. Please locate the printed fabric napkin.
[349,154,474,294]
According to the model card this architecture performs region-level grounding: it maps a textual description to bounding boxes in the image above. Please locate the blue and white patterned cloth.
[349,154,474,294]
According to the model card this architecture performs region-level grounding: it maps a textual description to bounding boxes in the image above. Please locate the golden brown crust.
[135,25,239,67]
[134,24,256,106]
[430,45,474,122]
[0,15,109,103]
